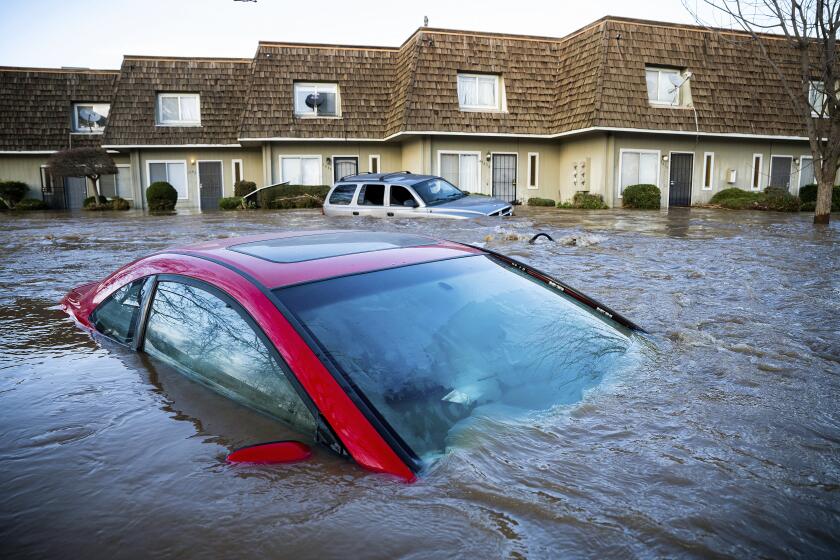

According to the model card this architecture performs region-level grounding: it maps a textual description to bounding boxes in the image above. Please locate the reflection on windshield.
[412,178,465,206]
[276,256,636,461]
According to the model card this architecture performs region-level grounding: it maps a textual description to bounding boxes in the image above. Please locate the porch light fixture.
[662,155,669,162]
[326,157,332,166]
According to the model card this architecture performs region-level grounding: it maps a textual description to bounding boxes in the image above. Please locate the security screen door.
[492,154,517,202]
[333,157,358,182]
[668,153,693,207]
[770,157,792,190]
[198,161,223,211]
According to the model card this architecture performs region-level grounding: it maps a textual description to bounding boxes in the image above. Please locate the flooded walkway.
[1,208,838,558]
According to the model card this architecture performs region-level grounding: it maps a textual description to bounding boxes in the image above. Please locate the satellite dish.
[78,107,106,127]
[305,93,324,109]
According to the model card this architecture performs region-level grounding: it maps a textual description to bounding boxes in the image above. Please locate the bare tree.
[685,0,839,224]
[47,148,117,207]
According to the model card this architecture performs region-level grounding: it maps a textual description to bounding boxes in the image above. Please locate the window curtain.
[180,96,199,122]
[620,152,658,193]
[459,154,479,192]
[440,154,460,186]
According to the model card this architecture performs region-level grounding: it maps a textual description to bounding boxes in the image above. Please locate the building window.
[809,81,826,117]
[457,73,502,111]
[279,156,322,185]
[369,154,380,174]
[702,152,715,190]
[157,93,201,125]
[619,150,660,196]
[439,152,480,192]
[799,156,815,191]
[72,102,109,133]
[751,154,763,191]
[99,166,133,199]
[294,83,339,117]
[232,159,244,185]
[645,67,686,106]
[527,152,539,189]
[147,160,188,199]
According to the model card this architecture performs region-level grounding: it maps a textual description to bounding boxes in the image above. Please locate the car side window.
[143,280,317,436]
[90,279,147,344]
[329,184,357,205]
[358,184,385,206]
[389,185,416,207]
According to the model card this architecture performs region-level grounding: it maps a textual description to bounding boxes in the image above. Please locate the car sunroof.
[228,232,439,263]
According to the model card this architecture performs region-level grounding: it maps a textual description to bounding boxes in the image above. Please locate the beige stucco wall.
[609,134,815,207]
[267,143,403,186]
[0,153,131,202]
[133,148,263,209]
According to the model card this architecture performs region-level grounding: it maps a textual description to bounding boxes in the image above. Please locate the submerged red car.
[62,230,643,481]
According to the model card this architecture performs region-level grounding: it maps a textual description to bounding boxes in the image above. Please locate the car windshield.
[274,255,637,462]
[411,178,465,206]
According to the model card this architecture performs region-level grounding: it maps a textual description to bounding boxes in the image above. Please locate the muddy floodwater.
[1,208,838,559]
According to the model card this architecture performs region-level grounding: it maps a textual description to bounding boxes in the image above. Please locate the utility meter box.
[727,169,737,184]
[572,158,591,191]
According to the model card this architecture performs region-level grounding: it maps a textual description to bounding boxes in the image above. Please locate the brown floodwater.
[0,207,838,559]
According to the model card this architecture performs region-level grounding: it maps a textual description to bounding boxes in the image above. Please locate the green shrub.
[234,180,257,198]
[622,184,661,209]
[710,187,799,212]
[800,200,816,211]
[527,197,556,207]
[799,184,840,210]
[261,184,330,209]
[572,192,608,209]
[15,197,47,210]
[556,201,574,209]
[219,196,243,210]
[0,180,30,209]
[146,181,178,211]
[83,195,108,209]
[110,197,130,211]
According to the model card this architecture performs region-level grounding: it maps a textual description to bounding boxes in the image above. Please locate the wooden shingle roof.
[0,66,117,151]
[103,56,252,146]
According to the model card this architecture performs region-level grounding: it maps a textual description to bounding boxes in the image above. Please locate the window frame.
[527,152,539,189]
[71,102,110,134]
[436,150,482,193]
[799,155,815,191]
[146,159,189,200]
[702,152,715,191]
[645,67,684,106]
[751,153,764,191]
[456,73,503,112]
[369,154,380,174]
[96,273,344,452]
[769,155,794,189]
[231,159,244,186]
[278,154,323,185]
[156,93,201,126]
[809,80,827,118]
[293,82,341,118]
[617,148,661,199]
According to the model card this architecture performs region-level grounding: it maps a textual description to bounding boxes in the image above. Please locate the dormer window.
[72,102,109,133]
[294,83,339,117]
[645,67,689,106]
[457,73,503,111]
[809,80,826,117]
[157,93,201,126]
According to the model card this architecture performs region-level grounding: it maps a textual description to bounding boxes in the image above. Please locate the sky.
[0,0,707,69]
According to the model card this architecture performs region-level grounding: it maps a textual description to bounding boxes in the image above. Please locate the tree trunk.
[814,178,833,224]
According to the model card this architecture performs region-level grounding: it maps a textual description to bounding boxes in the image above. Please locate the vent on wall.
[572,159,590,191]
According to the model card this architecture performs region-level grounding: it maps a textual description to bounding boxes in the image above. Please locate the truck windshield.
[274,255,637,461]
[412,178,465,206]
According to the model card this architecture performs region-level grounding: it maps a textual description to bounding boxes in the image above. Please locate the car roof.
[336,172,439,186]
[162,230,484,290]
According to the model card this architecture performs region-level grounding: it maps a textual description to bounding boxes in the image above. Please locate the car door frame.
[385,184,424,217]
[94,272,346,455]
[353,183,389,217]
[326,182,361,216]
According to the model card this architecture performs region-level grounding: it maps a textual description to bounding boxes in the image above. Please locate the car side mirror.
[227,440,312,464]
[403,199,418,208]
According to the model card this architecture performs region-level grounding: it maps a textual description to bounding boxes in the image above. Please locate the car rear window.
[329,184,357,205]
